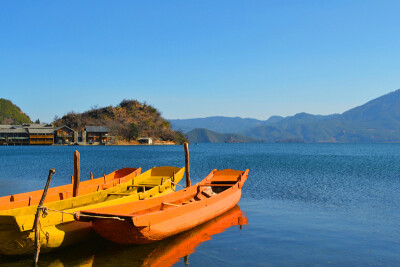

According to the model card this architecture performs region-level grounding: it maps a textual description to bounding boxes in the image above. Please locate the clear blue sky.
[1,1,399,122]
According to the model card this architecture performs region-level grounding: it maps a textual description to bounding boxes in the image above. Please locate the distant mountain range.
[186,128,260,143]
[170,89,400,143]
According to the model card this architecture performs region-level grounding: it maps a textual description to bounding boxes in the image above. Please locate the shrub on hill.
[0,99,32,124]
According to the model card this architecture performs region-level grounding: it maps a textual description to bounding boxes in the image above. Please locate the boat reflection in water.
[91,204,247,266]
[0,205,247,266]
[139,205,248,267]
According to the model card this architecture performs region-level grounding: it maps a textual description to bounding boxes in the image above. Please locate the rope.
[165,179,185,188]
[38,205,126,221]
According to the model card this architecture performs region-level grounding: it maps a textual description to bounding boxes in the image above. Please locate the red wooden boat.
[76,168,248,244]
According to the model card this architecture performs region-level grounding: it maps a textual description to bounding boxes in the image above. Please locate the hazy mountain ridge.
[172,89,400,143]
[170,116,267,134]
[186,128,261,143]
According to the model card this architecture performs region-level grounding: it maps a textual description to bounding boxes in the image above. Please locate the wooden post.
[90,172,93,180]
[33,168,55,265]
[184,255,189,265]
[73,150,80,197]
[184,142,191,187]
[71,175,73,184]
[28,196,32,206]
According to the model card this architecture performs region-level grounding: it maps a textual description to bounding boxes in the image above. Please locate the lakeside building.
[85,126,111,144]
[138,137,153,145]
[0,124,54,145]
[0,127,29,145]
[0,124,112,145]
[28,128,55,145]
[55,125,76,144]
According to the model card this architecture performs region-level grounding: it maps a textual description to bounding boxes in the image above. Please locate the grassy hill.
[54,99,187,144]
[0,99,32,124]
[186,128,261,143]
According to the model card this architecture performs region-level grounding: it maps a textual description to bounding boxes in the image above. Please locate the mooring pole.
[73,150,80,197]
[184,142,191,187]
[33,168,55,265]
[90,171,93,180]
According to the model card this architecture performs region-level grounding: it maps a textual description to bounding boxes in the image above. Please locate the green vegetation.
[54,99,188,144]
[128,123,140,140]
[0,99,32,124]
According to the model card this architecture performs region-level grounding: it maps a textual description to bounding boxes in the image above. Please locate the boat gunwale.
[0,166,185,232]
[0,167,142,211]
[79,169,249,226]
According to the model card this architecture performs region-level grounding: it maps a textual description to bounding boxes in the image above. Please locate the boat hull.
[91,189,242,244]
[83,169,248,245]
[0,166,185,255]
[0,221,93,255]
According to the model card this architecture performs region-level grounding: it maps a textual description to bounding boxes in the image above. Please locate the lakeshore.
[0,123,177,146]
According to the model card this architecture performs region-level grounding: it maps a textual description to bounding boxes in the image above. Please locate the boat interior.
[0,168,141,211]
[83,169,245,218]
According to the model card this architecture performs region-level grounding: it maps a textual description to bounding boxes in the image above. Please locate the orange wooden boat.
[140,205,248,267]
[0,167,141,211]
[77,168,248,244]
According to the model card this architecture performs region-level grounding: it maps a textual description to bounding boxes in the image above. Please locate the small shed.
[138,137,153,145]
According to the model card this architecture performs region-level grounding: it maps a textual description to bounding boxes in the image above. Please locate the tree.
[35,119,40,124]
[128,123,140,140]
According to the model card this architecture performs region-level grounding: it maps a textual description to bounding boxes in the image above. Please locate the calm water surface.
[0,144,399,266]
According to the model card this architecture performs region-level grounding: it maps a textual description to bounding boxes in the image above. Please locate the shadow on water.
[0,205,247,267]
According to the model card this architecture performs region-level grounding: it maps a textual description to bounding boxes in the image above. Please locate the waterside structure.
[0,124,112,145]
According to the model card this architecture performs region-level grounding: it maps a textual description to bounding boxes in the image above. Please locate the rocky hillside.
[0,99,32,124]
[54,100,187,144]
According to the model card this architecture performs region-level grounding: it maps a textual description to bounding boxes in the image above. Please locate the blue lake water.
[0,144,400,266]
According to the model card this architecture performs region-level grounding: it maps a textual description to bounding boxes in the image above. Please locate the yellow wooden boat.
[0,166,184,255]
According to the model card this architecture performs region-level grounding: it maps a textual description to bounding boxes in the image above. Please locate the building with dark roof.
[85,126,111,144]
[0,124,54,145]
[27,128,54,145]
[55,126,76,144]
[0,128,29,145]
[0,124,112,145]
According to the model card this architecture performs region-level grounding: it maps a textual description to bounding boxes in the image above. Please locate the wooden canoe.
[77,168,248,244]
[0,166,185,255]
[140,205,248,267]
[0,167,142,211]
